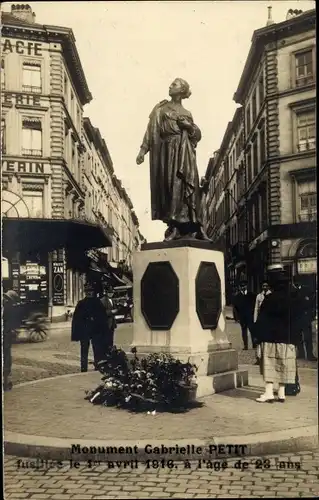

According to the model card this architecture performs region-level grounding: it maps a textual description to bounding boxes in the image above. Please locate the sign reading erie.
[2,93,42,107]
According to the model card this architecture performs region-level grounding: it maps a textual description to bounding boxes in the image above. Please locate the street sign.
[297,258,317,274]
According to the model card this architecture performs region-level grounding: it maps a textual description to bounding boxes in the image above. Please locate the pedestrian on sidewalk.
[100,285,117,346]
[232,281,256,350]
[3,290,20,391]
[253,281,271,365]
[254,270,302,403]
[294,283,317,361]
[71,283,111,372]
[232,286,239,322]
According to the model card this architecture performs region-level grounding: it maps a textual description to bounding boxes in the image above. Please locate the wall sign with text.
[52,261,65,305]
[1,39,43,56]
[2,92,43,107]
[2,160,51,175]
[297,258,317,274]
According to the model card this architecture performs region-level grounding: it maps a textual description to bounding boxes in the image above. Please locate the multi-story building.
[82,117,143,279]
[1,4,143,319]
[205,8,316,300]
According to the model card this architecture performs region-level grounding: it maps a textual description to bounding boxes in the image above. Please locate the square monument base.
[131,240,248,396]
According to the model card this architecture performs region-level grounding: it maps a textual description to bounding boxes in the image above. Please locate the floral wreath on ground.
[85,346,199,413]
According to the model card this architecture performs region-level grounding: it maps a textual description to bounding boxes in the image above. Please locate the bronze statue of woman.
[136,78,210,241]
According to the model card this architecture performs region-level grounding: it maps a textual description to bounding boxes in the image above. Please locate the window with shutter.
[252,90,257,123]
[1,118,6,154]
[296,110,315,152]
[1,59,5,90]
[22,188,44,218]
[295,50,314,86]
[246,149,252,185]
[298,181,316,222]
[252,138,258,177]
[258,74,264,107]
[22,62,41,93]
[22,119,42,156]
[259,127,266,166]
[246,105,251,134]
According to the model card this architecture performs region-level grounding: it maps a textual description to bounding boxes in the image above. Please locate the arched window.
[297,241,316,258]
[296,240,317,275]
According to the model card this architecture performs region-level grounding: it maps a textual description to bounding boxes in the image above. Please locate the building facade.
[205,8,316,301]
[82,117,143,275]
[1,4,143,320]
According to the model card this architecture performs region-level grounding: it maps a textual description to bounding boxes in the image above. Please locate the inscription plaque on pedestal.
[196,261,221,329]
[141,261,179,330]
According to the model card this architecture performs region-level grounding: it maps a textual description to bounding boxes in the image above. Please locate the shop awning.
[2,217,113,253]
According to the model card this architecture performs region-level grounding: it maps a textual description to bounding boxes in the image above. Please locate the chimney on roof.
[286,8,303,21]
[11,4,36,24]
[266,6,275,26]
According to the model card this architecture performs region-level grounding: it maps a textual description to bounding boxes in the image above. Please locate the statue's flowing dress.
[140,100,202,228]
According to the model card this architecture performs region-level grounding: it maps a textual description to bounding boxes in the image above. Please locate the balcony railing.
[297,140,316,152]
[22,85,42,93]
[296,75,314,87]
[298,211,317,222]
[22,149,42,157]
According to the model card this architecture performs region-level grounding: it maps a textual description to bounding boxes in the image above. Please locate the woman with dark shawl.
[136,78,210,241]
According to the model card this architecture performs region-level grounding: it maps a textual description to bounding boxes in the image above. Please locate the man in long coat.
[71,283,111,372]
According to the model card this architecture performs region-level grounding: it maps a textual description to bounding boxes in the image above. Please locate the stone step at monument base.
[196,369,249,398]
[127,347,248,397]
[128,347,239,375]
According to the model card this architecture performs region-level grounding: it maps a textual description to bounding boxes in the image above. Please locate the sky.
[3,0,315,242]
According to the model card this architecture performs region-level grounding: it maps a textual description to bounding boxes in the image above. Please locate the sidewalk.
[4,365,318,461]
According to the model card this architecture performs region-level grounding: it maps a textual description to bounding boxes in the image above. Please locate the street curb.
[5,374,318,461]
[4,426,318,462]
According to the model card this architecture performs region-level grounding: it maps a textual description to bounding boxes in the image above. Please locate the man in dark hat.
[3,290,20,391]
[100,285,117,345]
[71,282,110,372]
[232,281,256,350]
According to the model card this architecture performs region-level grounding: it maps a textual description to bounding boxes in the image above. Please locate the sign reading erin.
[196,261,221,329]
[141,261,179,330]
[2,161,51,175]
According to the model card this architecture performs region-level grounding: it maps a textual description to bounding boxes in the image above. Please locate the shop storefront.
[295,239,317,290]
[2,217,112,321]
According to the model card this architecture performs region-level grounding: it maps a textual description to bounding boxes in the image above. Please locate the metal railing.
[22,149,42,157]
[298,211,317,222]
[297,140,316,152]
[22,85,42,93]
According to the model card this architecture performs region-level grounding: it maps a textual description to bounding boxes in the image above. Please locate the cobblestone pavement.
[11,319,317,385]
[4,369,317,440]
[4,451,319,499]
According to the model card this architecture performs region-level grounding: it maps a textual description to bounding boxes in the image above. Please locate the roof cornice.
[83,117,114,176]
[233,9,316,104]
[2,20,92,106]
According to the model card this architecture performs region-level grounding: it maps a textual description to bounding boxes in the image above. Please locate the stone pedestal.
[131,240,248,397]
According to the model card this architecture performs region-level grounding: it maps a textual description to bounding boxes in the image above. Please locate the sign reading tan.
[2,160,51,175]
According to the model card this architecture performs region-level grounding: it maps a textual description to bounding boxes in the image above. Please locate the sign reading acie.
[1,38,43,56]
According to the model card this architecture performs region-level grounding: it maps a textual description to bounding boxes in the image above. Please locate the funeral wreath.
[85,346,198,412]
